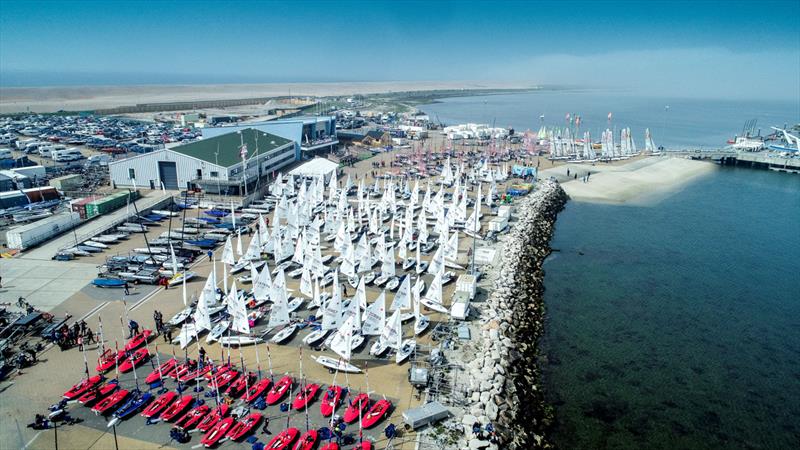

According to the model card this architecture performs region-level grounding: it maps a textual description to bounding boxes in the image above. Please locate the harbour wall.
[460,178,567,450]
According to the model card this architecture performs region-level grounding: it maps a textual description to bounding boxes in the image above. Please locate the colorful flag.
[240,143,248,159]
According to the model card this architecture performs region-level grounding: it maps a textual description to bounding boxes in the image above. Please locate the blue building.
[200,115,338,161]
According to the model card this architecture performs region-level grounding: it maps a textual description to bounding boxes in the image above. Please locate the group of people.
[472,420,498,444]
[55,319,95,350]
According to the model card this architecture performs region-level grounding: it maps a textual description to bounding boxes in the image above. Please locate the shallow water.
[541,167,800,449]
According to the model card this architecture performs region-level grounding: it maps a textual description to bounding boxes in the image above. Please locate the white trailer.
[5,211,81,250]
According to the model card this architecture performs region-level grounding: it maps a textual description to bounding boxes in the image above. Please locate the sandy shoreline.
[542,156,717,205]
[0,81,532,113]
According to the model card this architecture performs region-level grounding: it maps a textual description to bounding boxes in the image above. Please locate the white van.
[53,148,84,162]
[39,144,66,158]
[86,154,111,166]
[23,141,46,154]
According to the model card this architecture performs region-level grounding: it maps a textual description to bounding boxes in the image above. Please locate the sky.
[0,0,798,99]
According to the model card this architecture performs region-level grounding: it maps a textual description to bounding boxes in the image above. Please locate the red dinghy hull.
[352,442,372,450]
[159,395,193,422]
[319,385,343,417]
[209,369,239,390]
[225,412,262,441]
[200,416,235,448]
[140,391,177,418]
[266,376,293,405]
[226,372,256,398]
[171,360,198,380]
[343,393,370,423]
[77,382,117,406]
[145,358,177,384]
[96,348,121,373]
[265,427,300,450]
[361,399,391,429]
[244,378,271,403]
[63,375,104,400]
[294,429,319,450]
[124,329,152,352]
[118,348,150,373]
[91,389,129,415]
[292,383,320,410]
[174,404,210,431]
[204,364,231,381]
[320,443,340,450]
[196,404,230,432]
[177,364,212,383]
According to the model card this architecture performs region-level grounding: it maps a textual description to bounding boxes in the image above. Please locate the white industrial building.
[109,128,294,194]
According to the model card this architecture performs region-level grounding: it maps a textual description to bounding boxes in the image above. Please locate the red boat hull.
[123,329,152,352]
[226,412,262,441]
[177,364,212,383]
[265,427,300,450]
[292,383,320,410]
[294,429,319,450]
[118,348,150,373]
[174,404,210,431]
[145,358,177,384]
[196,404,230,432]
[226,372,256,398]
[361,399,391,429]
[343,393,370,423]
[266,376,293,405]
[77,382,117,406]
[209,369,239,390]
[320,385,343,417]
[159,395,193,422]
[63,375,104,400]
[244,378,271,403]
[91,389,129,415]
[140,391,177,418]
[200,416,235,448]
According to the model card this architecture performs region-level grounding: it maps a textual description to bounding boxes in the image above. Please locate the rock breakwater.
[461,179,567,450]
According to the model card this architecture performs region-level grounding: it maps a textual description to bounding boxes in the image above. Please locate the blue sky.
[1,0,798,99]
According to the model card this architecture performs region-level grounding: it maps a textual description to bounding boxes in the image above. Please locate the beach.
[541,157,718,204]
[0,81,532,114]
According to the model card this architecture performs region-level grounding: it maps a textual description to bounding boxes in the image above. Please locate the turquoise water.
[541,167,800,449]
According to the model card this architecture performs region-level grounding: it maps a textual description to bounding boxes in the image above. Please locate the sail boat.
[390,275,415,323]
[420,269,448,314]
[268,276,297,344]
[412,278,429,335]
[370,309,400,357]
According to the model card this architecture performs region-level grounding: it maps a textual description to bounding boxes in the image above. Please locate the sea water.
[542,167,799,449]
[420,90,798,149]
[421,93,800,449]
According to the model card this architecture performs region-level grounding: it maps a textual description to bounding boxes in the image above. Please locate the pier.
[666,149,800,174]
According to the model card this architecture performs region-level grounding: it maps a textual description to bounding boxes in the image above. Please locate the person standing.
[123,281,130,296]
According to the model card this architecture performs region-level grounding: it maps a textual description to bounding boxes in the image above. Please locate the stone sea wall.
[461,179,568,450]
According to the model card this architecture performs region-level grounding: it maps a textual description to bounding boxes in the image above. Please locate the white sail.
[362,291,385,335]
[227,281,250,333]
[244,233,261,261]
[421,270,448,314]
[390,275,411,311]
[340,241,356,278]
[329,315,356,361]
[300,265,313,298]
[253,264,272,301]
[355,276,367,310]
[236,229,244,256]
[381,243,396,277]
[322,270,343,331]
[267,283,291,328]
[428,246,444,275]
[194,278,214,332]
[221,235,236,266]
[380,309,402,350]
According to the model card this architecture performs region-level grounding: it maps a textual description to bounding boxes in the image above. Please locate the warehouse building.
[201,116,338,160]
[108,128,294,194]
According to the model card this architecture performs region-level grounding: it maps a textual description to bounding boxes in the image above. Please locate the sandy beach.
[0,81,531,114]
[541,156,718,204]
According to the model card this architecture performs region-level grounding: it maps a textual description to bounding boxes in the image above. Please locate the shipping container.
[70,196,99,220]
[85,191,138,217]
[488,216,508,232]
[455,274,477,300]
[10,165,46,180]
[450,291,471,320]
[6,211,81,250]
[50,174,83,191]
[23,186,60,203]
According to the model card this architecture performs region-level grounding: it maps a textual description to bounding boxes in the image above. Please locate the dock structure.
[666,149,800,173]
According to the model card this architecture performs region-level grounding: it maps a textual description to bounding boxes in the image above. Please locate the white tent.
[288,157,339,184]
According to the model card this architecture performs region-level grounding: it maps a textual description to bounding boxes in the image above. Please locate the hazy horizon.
[1,0,798,101]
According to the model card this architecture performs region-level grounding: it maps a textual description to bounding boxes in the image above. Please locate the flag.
[607,112,613,121]
[240,143,248,159]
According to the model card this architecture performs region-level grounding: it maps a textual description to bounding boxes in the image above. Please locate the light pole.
[663,105,670,150]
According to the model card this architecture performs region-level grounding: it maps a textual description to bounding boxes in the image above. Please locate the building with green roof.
[108,128,296,195]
